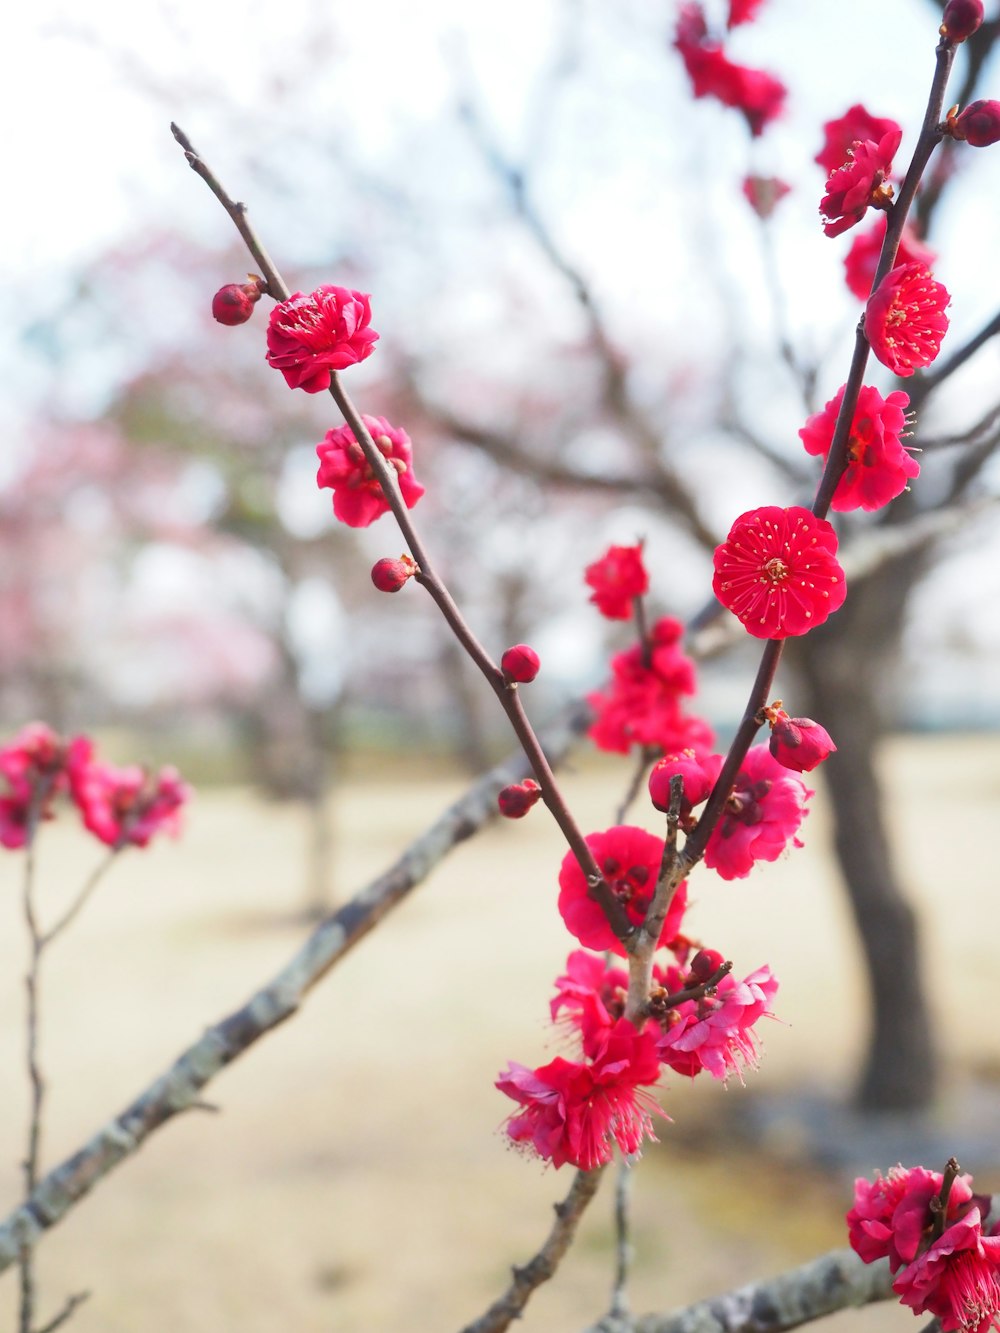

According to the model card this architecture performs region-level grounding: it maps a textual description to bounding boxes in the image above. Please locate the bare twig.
[458,1167,606,1333]
[0,715,586,1274]
[40,849,118,947]
[35,1290,90,1333]
[609,1160,634,1319]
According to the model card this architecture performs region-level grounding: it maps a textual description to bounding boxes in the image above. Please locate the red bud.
[498,779,542,818]
[212,276,264,326]
[501,644,540,684]
[371,555,417,593]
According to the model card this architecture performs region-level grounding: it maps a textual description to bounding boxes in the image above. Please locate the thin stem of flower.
[929,1157,961,1240]
[458,1167,606,1333]
[614,745,657,826]
[634,593,652,669]
[41,849,119,948]
[657,961,732,1011]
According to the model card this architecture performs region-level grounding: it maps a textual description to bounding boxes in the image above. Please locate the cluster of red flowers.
[849,1165,1000,1332]
[672,2,785,138]
[498,920,778,1168]
[0,724,190,852]
[584,543,649,620]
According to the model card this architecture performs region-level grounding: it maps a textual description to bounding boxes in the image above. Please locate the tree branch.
[0,712,587,1275]
[458,1167,606,1333]
[584,1247,894,1333]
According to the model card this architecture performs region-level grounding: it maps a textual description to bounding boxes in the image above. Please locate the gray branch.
[0,707,588,1274]
[584,1248,894,1333]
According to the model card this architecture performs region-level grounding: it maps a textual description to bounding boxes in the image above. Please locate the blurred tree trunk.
[793,547,937,1111]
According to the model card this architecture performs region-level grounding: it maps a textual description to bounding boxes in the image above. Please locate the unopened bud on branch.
[940,0,984,44]
[948,100,1000,147]
[501,644,540,684]
[497,779,542,819]
[212,275,265,325]
[371,554,417,592]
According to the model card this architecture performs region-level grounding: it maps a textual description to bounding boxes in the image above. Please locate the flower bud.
[212,275,264,326]
[497,779,542,819]
[648,750,714,815]
[741,175,791,220]
[501,644,540,684]
[940,0,984,43]
[949,100,1000,147]
[768,714,836,773]
[371,554,417,593]
[688,948,725,984]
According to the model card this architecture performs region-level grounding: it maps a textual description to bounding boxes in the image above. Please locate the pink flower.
[648,750,715,815]
[673,6,785,137]
[266,285,378,392]
[712,506,847,639]
[768,712,837,773]
[497,1019,663,1169]
[588,617,714,755]
[847,1165,975,1272]
[866,263,950,376]
[67,738,191,848]
[558,826,688,956]
[0,723,69,850]
[657,965,778,1081]
[799,384,916,513]
[894,1211,1000,1332]
[702,746,812,880]
[316,415,424,528]
[844,215,938,302]
[819,130,901,237]
[816,105,903,175]
[584,543,649,621]
[742,175,791,220]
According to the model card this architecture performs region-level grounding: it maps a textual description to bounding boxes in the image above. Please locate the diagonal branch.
[459,1167,606,1333]
[0,712,587,1275]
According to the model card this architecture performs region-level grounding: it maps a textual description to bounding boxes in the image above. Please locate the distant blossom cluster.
[0,723,190,852]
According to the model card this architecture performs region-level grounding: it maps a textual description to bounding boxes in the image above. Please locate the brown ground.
[1,734,998,1333]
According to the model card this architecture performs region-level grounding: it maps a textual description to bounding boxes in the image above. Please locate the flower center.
[763,557,788,583]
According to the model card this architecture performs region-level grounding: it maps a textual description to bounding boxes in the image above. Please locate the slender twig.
[35,1290,90,1333]
[172,122,633,948]
[919,308,1000,395]
[614,746,658,826]
[609,1160,634,1319]
[41,849,118,947]
[458,1167,606,1333]
[0,715,587,1274]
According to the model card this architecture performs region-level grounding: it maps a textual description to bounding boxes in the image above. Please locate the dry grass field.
[1,734,999,1332]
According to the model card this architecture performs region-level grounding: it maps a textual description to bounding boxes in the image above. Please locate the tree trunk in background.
[793,547,937,1111]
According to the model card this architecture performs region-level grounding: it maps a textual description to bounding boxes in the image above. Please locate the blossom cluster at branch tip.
[371,554,417,593]
[316,414,424,528]
[848,1162,1000,1332]
[501,644,541,684]
[497,780,542,819]
[712,506,847,639]
[0,723,68,849]
[701,745,813,880]
[799,383,917,512]
[865,263,951,376]
[844,216,938,302]
[584,543,649,620]
[67,738,191,848]
[941,0,985,44]
[819,129,901,237]
[588,616,714,756]
[948,100,1000,148]
[266,284,378,392]
[673,3,786,137]
[211,275,264,326]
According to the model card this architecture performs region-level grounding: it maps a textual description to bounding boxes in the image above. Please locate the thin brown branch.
[40,849,119,947]
[0,714,587,1274]
[35,1290,90,1333]
[609,1160,634,1320]
[458,1167,606,1333]
[918,308,1000,397]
